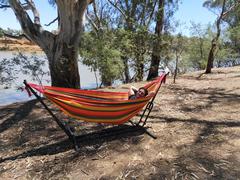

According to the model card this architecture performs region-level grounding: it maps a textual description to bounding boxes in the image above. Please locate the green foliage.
[183,23,212,70]
[0,27,3,37]
[185,36,211,70]
[0,27,22,37]
[226,4,240,54]
[131,27,152,62]
[114,29,134,58]
[224,4,240,27]
[214,32,239,67]
[4,28,22,36]
[228,24,240,53]
[203,0,223,9]
[80,31,123,86]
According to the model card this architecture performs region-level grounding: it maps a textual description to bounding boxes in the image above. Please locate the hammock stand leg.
[136,102,157,139]
[137,75,167,128]
[137,101,154,127]
[23,80,80,151]
[135,76,167,138]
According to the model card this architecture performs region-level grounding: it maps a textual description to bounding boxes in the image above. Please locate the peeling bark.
[8,0,89,88]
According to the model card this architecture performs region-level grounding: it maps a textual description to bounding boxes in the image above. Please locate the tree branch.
[146,0,157,27]
[9,0,38,37]
[0,3,10,8]
[140,0,147,26]
[25,0,41,25]
[92,0,101,28]
[3,32,32,41]
[86,13,99,32]
[222,2,240,19]
[8,0,55,51]
[107,0,127,20]
[45,16,58,26]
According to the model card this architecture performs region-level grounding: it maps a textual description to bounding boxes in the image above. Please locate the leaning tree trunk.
[205,38,217,73]
[205,0,226,74]
[9,0,90,88]
[147,0,164,80]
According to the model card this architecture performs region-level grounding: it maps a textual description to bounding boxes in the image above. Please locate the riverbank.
[0,66,240,179]
[0,37,41,52]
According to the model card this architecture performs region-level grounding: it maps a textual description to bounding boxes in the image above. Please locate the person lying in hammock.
[128,86,148,100]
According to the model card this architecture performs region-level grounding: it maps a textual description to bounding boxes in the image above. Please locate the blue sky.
[0,0,58,31]
[174,0,217,35]
[0,0,217,35]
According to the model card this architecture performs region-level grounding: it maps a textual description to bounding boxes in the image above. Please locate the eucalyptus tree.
[80,0,123,86]
[228,24,240,54]
[187,22,211,70]
[225,5,240,54]
[0,27,3,37]
[80,31,123,87]
[0,0,92,88]
[147,0,179,80]
[107,0,157,82]
[147,0,164,80]
[171,34,185,83]
[203,0,240,73]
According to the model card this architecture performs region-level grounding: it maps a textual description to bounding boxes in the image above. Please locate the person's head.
[136,87,148,98]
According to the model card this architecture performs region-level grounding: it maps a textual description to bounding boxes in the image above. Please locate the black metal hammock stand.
[23,73,167,150]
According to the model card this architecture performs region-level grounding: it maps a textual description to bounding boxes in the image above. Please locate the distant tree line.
[0,27,22,37]
[79,0,240,86]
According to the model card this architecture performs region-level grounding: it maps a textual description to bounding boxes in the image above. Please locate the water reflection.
[0,51,98,106]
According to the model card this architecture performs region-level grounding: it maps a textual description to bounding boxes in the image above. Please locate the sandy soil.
[0,66,239,179]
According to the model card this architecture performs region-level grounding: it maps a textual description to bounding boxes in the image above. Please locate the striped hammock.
[27,74,167,125]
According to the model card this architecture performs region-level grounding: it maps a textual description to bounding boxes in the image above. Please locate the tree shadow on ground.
[0,97,155,166]
[148,116,240,128]
[148,154,240,179]
[167,85,240,114]
[116,115,240,179]
[0,124,146,164]
[0,100,38,133]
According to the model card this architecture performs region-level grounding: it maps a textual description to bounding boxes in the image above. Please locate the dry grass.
[0,66,240,179]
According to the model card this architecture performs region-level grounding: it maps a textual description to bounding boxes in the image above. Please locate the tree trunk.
[123,56,131,83]
[205,37,218,74]
[101,75,112,87]
[135,54,144,81]
[147,54,161,80]
[205,0,226,74]
[46,42,80,88]
[173,55,179,83]
[9,0,90,88]
[147,0,164,80]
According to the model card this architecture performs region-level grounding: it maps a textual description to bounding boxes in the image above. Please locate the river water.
[0,51,99,106]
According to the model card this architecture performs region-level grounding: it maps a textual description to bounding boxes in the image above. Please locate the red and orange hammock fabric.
[26,74,167,125]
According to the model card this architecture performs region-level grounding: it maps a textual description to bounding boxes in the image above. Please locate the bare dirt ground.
[0,66,239,179]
